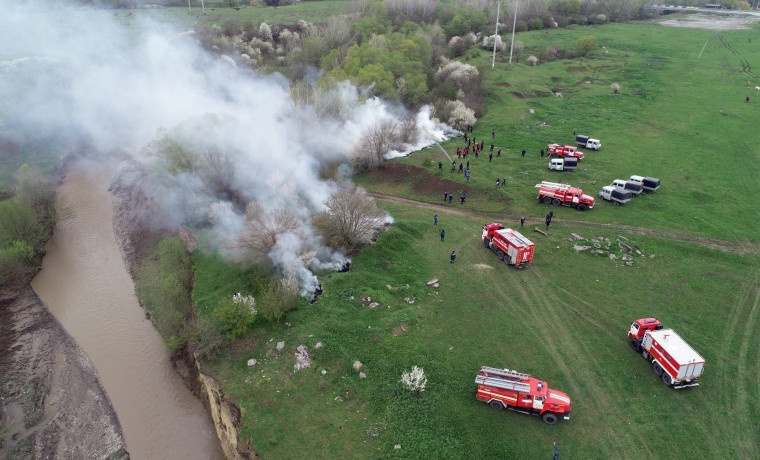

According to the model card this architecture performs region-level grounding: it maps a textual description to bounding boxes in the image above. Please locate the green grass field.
[193,16,760,460]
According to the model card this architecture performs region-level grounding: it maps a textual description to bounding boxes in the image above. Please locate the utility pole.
[492,0,501,69]
[508,1,518,65]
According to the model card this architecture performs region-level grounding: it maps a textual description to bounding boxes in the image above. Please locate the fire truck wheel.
[542,412,558,424]
[504,255,512,265]
[543,196,552,204]
[483,238,490,248]
[489,400,504,411]
[653,362,663,376]
[661,372,672,386]
[497,250,505,260]
[576,204,588,212]
[629,338,642,353]
[551,153,559,158]
[552,198,561,206]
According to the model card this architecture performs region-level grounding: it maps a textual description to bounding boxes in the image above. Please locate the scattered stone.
[315,342,323,349]
[571,233,585,240]
[609,254,618,260]
[276,341,285,351]
[247,359,257,367]
[433,283,439,288]
[294,345,313,371]
[650,254,656,259]
[387,284,398,290]
[321,369,327,375]
[394,444,402,450]
[426,279,439,285]
[399,322,409,332]
[359,372,367,379]
[403,297,414,304]
[449,346,454,351]
[626,261,634,266]
[368,302,380,309]
[573,245,592,252]
[353,361,363,371]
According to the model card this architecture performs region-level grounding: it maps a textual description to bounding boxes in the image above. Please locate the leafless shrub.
[527,55,539,66]
[235,202,302,263]
[350,119,401,171]
[314,188,388,251]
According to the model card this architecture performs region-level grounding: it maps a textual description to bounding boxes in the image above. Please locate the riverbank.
[110,160,254,459]
[0,287,128,459]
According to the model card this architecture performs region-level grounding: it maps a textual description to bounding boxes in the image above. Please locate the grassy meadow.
[196,16,760,459]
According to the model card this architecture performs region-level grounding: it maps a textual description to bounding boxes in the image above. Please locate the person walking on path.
[460,192,466,204]
[448,194,453,203]
[520,216,525,227]
[444,192,448,201]
[440,229,445,241]
[521,149,526,158]
[434,214,438,226]
[450,250,456,263]
[545,211,553,231]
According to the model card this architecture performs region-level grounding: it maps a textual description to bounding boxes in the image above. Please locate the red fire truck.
[475,366,572,424]
[535,181,595,211]
[481,223,535,267]
[628,318,705,388]
[547,144,584,159]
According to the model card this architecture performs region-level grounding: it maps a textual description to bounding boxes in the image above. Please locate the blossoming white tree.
[401,366,427,398]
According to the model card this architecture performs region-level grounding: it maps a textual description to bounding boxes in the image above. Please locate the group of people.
[442,191,466,204]
[436,221,457,264]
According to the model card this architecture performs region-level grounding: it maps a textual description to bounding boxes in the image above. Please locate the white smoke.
[0,2,447,295]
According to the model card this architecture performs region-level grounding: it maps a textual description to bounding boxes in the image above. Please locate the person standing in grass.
[434,214,438,226]
[441,229,445,241]
[546,211,553,231]
[553,442,559,460]
[520,216,525,227]
[450,251,456,263]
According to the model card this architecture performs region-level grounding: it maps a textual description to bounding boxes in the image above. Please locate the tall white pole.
[492,0,501,69]
[508,1,518,65]
[201,0,205,13]
[188,0,191,13]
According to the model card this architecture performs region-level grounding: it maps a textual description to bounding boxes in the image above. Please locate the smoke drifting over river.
[1,2,451,293]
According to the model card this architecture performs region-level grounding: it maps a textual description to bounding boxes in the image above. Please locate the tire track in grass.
[733,276,760,458]
[523,268,644,457]
[488,267,641,457]
[712,273,759,458]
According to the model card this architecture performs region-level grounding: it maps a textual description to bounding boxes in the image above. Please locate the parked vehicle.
[628,175,661,192]
[475,366,572,424]
[481,223,535,268]
[547,144,584,159]
[575,135,601,150]
[535,181,595,211]
[599,186,632,205]
[628,318,705,389]
[611,179,643,195]
[548,157,578,171]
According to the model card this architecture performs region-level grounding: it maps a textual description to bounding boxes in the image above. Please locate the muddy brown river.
[31,161,224,460]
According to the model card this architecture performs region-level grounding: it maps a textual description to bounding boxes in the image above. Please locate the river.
[31,161,224,460]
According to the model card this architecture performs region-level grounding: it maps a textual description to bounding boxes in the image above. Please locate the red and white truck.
[535,181,595,211]
[628,318,705,389]
[547,144,584,160]
[481,223,535,267]
[475,366,572,424]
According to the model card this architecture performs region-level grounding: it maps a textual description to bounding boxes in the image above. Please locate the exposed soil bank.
[110,160,255,459]
[0,287,128,459]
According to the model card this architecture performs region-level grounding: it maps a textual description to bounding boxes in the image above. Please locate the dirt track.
[368,192,760,256]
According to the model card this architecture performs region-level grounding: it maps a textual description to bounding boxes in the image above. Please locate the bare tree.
[315,188,387,251]
[236,202,302,262]
[350,119,401,171]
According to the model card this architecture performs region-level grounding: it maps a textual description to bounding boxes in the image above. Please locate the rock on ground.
[0,287,128,459]
[294,346,313,371]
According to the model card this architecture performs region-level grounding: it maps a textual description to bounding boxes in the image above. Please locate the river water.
[31,161,224,460]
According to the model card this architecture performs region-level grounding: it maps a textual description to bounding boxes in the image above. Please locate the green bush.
[575,35,598,56]
[256,277,299,323]
[212,295,256,340]
[135,236,194,352]
[528,18,544,31]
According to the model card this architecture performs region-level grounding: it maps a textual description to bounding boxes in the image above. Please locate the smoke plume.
[0,2,449,294]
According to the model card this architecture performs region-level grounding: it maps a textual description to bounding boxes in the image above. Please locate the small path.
[368,192,760,256]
